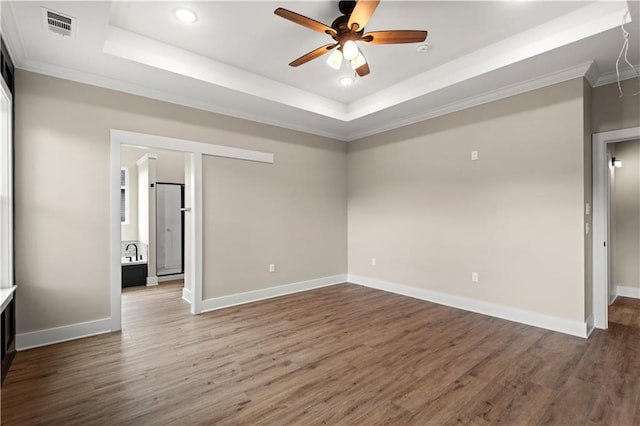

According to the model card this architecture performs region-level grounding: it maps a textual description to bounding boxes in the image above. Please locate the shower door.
[156,183,184,276]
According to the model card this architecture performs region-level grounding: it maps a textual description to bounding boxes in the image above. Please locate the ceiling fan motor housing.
[338,1,357,15]
[330,15,364,43]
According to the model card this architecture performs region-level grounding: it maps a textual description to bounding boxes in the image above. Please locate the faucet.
[125,243,139,261]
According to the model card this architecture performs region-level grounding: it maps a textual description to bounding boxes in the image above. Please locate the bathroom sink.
[121,257,147,265]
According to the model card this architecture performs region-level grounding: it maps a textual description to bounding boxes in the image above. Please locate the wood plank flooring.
[1,283,639,425]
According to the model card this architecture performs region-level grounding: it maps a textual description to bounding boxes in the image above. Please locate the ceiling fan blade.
[289,44,338,67]
[355,62,370,77]
[347,0,380,32]
[361,30,428,44]
[274,8,337,37]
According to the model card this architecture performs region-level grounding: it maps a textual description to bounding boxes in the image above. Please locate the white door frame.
[592,126,640,330]
[109,129,273,331]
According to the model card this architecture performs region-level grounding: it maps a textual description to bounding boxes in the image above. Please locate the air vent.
[41,8,77,38]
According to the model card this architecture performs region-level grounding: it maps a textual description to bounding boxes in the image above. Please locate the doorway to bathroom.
[120,146,189,292]
[111,129,273,332]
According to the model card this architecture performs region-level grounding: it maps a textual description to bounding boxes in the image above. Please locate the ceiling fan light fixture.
[326,49,343,70]
[174,8,197,23]
[350,52,367,70]
[342,40,359,60]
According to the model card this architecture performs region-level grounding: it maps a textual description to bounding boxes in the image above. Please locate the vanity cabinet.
[122,263,148,288]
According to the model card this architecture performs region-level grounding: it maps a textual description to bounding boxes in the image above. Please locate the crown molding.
[17,58,349,141]
[594,65,640,87]
[345,61,597,142]
[584,61,601,87]
[0,2,26,67]
[11,56,629,144]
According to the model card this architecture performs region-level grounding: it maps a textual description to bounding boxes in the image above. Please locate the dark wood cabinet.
[122,264,148,288]
[1,292,16,383]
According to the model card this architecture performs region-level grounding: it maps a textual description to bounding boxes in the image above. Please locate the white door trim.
[592,126,640,330]
[109,130,274,329]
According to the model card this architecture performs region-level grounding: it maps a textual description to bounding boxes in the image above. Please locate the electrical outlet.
[269,264,276,273]
[371,258,376,266]
[472,272,479,282]
[585,203,591,215]
[471,151,479,161]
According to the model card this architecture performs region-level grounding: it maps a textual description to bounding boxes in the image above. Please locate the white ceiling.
[2,1,639,141]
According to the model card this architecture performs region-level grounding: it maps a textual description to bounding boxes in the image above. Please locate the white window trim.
[0,77,14,291]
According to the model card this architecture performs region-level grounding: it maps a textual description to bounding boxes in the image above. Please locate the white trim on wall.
[592,127,640,329]
[190,152,203,314]
[109,138,122,332]
[182,287,193,304]
[616,286,640,299]
[16,318,113,351]
[586,313,595,337]
[200,275,348,313]
[349,274,590,338]
[114,129,273,164]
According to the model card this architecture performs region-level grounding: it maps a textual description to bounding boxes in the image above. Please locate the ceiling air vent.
[42,8,77,38]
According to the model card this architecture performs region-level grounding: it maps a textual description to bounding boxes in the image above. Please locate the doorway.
[592,126,640,329]
[110,129,273,331]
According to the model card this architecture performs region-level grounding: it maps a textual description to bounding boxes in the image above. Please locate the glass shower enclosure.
[156,183,184,276]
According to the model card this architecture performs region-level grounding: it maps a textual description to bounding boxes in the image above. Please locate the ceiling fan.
[274,0,428,78]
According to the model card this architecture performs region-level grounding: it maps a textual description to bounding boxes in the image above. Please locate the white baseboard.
[182,287,192,304]
[616,285,640,299]
[16,318,113,351]
[609,292,618,305]
[201,274,348,313]
[159,274,184,283]
[146,276,158,286]
[348,274,589,338]
[586,313,595,337]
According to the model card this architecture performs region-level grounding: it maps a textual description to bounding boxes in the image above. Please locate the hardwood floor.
[1,283,639,425]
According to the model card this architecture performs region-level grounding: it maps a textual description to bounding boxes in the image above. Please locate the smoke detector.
[42,8,77,38]
[416,43,430,53]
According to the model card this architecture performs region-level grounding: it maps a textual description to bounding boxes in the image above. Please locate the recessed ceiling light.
[339,76,354,87]
[174,8,197,24]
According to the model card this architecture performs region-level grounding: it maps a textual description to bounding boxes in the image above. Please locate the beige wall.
[348,79,589,321]
[612,139,640,291]
[14,70,347,334]
[15,67,611,335]
[591,79,640,134]
[202,142,347,298]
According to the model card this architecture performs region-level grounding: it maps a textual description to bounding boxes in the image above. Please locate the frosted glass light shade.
[351,52,366,69]
[326,49,343,70]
